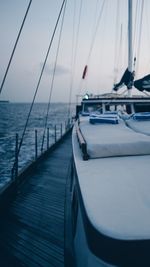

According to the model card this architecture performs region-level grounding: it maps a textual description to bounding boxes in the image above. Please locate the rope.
[0,0,32,95]
[12,0,66,174]
[41,0,67,152]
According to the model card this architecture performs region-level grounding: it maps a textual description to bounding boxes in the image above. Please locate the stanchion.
[47,127,49,149]
[35,129,38,160]
[54,125,57,143]
[60,123,62,138]
[15,133,19,179]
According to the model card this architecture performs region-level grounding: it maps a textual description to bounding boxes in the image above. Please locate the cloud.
[40,62,70,76]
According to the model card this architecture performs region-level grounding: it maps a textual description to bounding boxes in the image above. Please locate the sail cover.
[134,74,150,92]
[113,68,134,91]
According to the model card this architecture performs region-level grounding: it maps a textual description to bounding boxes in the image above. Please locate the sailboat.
[71,0,150,266]
[0,0,150,266]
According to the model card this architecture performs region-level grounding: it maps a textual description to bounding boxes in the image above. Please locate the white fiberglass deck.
[72,121,150,240]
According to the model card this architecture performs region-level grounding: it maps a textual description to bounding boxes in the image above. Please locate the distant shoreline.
[0,100,9,103]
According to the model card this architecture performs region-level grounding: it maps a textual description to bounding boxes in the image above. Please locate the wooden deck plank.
[0,222,64,260]
[0,132,72,267]
[0,231,64,266]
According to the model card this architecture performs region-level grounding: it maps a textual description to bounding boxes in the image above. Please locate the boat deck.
[0,132,73,267]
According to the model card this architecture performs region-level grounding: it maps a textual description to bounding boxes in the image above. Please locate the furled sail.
[113,68,134,91]
[134,74,150,92]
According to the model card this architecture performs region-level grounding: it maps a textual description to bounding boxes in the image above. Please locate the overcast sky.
[0,0,150,102]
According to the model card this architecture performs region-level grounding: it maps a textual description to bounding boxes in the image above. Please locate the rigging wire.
[12,0,66,174]
[113,0,120,85]
[93,0,101,26]
[77,0,100,97]
[114,24,123,86]
[67,0,76,120]
[41,0,67,152]
[78,0,106,96]
[0,0,32,95]
[73,0,82,73]
[133,0,139,54]
[67,0,83,119]
[145,1,150,72]
[135,0,144,77]
[87,0,105,64]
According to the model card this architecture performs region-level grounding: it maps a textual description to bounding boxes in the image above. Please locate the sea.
[0,102,75,188]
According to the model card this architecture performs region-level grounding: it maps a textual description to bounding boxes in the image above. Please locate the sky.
[0,0,150,102]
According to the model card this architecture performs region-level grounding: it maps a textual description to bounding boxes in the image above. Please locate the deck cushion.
[80,117,150,158]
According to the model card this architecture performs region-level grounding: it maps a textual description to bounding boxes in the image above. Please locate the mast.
[128,0,133,96]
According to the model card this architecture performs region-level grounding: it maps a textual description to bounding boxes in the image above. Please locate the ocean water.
[0,102,75,188]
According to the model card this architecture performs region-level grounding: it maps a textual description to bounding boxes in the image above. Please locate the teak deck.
[0,132,73,267]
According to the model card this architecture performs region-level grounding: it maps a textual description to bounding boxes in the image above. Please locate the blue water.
[0,102,75,187]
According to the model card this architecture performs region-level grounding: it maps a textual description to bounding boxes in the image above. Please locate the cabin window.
[134,103,150,113]
[109,105,116,111]
[105,104,117,112]
[115,104,128,113]
[83,103,102,114]
[126,104,132,114]
[105,104,110,111]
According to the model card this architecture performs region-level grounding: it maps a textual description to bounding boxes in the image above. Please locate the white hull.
[71,97,150,266]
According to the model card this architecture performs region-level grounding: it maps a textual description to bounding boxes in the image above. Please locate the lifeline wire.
[12,0,66,175]
[67,0,83,119]
[41,0,67,152]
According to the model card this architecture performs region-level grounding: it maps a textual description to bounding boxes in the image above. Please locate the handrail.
[0,120,73,210]
[75,121,89,160]
[11,120,73,181]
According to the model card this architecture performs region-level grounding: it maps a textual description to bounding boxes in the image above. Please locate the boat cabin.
[80,96,150,116]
